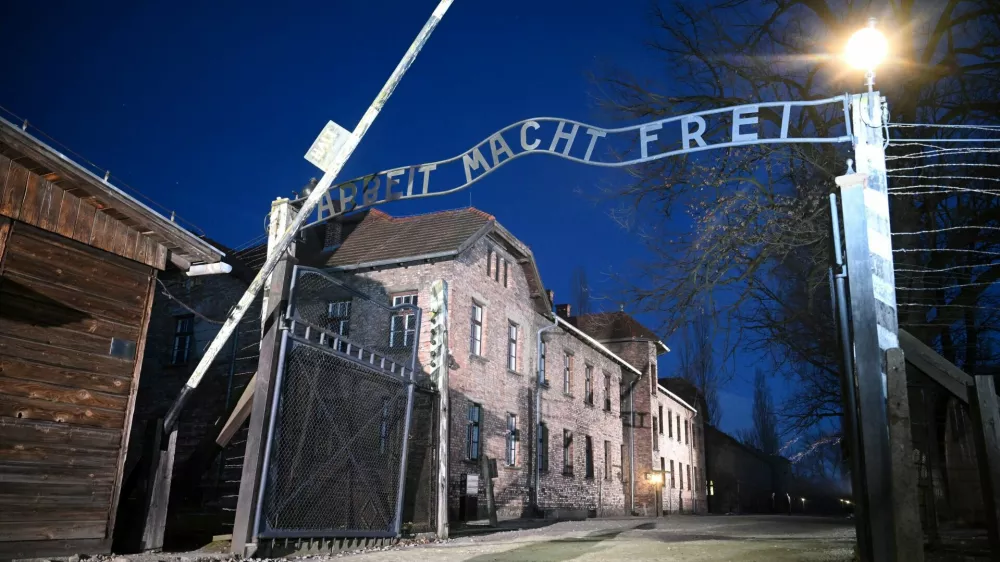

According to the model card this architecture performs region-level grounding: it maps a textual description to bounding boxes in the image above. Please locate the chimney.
[555,304,572,319]
[546,289,555,305]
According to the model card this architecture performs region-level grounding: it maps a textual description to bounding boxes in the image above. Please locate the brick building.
[567,312,708,515]
[313,208,632,519]
[135,205,706,532]
[702,424,791,514]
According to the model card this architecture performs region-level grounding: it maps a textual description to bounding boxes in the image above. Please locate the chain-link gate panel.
[255,267,423,540]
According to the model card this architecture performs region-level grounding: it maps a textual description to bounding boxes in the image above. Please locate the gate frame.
[251,266,422,541]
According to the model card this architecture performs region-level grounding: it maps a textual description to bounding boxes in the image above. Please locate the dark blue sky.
[1,0,766,433]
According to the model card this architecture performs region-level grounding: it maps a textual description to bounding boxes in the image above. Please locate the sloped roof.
[323,208,494,269]
[569,311,670,353]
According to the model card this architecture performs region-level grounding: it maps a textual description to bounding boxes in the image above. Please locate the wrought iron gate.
[254,266,423,540]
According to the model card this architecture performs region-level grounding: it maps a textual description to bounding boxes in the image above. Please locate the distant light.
[845,19,888,70]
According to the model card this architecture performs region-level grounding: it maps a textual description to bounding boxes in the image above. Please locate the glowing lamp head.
[846,20,888,70]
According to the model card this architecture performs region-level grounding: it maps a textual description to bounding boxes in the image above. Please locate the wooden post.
[231,199,296,556]
[480,455,498,526]
[920,384,941,547]
[968,374,1000,553]
[138,419,178,552]
[886,348,924,562]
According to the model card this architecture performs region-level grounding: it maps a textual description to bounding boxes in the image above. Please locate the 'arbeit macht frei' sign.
[302,96,852,225]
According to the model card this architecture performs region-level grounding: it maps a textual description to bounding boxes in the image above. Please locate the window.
[539,340,547,384]
[563,429,574,476]
[603,373,612,411]
[679,462,683,489]
[507,322,518,371]
[658,405,664,434]
[563,353,573,394]
[379,397,389,454]
[685,420,689,445]
[584,365,594,405]
[668,410,673,438]
[620,382,627,413]
[652,418,659,451]
[171,315,194,365]
[467,403,481,460]
[620,444,626,481]
[670,460,676,488]
[676,414,681,442]
[494,254,501,282]
[487,248,493,277]
[687,465,692,491]
[708,479,715,497]
[505,414,518,466]
[470,303,483,356]
[328,300,351,336]
[503,259,508,287]
[604,440,611,480]
[539,423,549,472]
[390,294,418,348]
[584,436,594,479]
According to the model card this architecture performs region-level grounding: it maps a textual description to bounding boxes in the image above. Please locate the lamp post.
[839,18,897,562]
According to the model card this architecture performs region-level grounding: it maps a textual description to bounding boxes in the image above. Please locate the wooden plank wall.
[0,153,167,270]
[0,219,155,557]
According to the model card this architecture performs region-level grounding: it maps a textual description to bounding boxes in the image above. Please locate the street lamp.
[845,18,888,92]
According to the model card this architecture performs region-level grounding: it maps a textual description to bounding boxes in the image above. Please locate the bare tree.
[570,266,591,315]
[737,368,781,455]
[601,0,1000,431]
[677,312,723,426]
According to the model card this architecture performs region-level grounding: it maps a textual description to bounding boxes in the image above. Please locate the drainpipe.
[628,376,638,513]
[533,316,558,514]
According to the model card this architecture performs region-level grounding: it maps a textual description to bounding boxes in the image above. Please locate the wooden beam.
[217,373,256,447]
[886,348,924,562]
[137,419,178,552]
[898,329,971,403]
[968,374,1000,553]
[0,538,108,559]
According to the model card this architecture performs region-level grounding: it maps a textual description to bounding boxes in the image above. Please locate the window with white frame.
[470,303,483,356]
[389,293,417,348]
[171,315,194,365]
[467,403,481,460]
[505,413,517,466]
[584,364,594,405]
[328,300,351,336]
[539,340,547,384]
[507,321,518,371]
[563,353,572,394]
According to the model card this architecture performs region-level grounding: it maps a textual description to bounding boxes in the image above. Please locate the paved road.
[345,515,855,562]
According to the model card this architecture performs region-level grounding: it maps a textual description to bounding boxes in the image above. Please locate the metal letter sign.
[301,96,853,226]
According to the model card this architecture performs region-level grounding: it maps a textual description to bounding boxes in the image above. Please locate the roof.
[319,207,553,316]
[569,311,670,354]
[657,384,697,413]
[0,116,223,268]
[555,317,641,376]
[322,207,494,269]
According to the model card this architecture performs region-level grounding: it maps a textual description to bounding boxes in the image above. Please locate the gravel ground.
[67,515,857,562]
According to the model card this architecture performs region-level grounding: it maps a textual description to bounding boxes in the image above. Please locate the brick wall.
[652,386,707,514]
[129,270,261,510]
[347,233,627,519]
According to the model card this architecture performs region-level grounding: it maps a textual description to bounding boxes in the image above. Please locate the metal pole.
[433,281,450,539]
[837,172,896,562]
[162,0,455,433]
[393,308,421,535]
[830,193,871,559]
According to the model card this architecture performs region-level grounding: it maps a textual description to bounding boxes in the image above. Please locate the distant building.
[702,425,791,514]
[568,312,708,515]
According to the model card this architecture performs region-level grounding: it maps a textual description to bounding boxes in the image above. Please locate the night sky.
[0,0,766,434]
